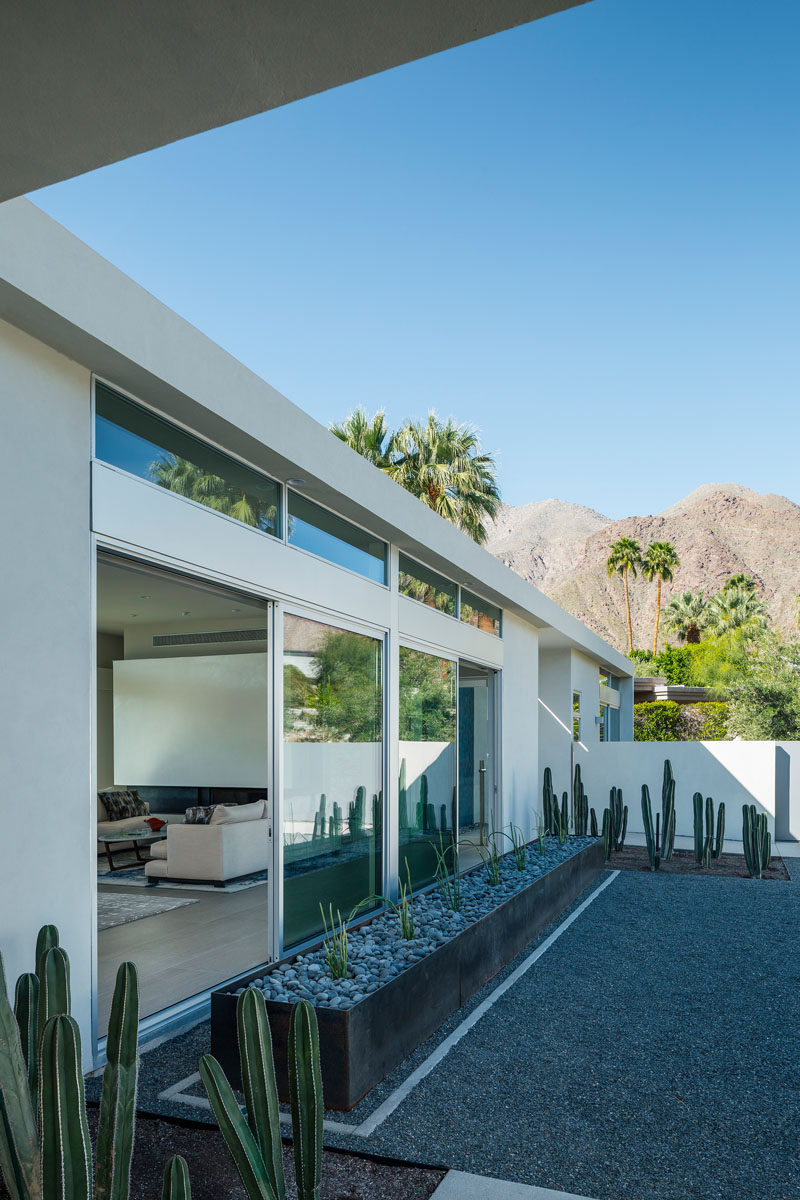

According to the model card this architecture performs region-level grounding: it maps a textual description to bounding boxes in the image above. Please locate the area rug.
[97,892,198,931]
[97,867,269,894]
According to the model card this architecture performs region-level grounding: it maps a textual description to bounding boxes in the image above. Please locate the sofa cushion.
[100,789,146,821]
[184,805,217,825]
[209,799,266,825]
[149,840,168,859]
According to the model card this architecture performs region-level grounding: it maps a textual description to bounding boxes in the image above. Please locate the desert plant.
[660,759,676,861]
[200,991,323,1200]
[542,767,556,835]
[379,859,415,940]
[642,541,680,653]
[478,832,502,885]
[319,904,350,979]
[508,823,527,871]
[606,536,643,653]
[641,776,675,871]
[433,833,461,911]
[162,1157,192,1200]
[742,804,771,879]
[0,926,149,1200]
[693,793,726,866]
[573,764,589,836]
[601,808,612,862]
[590,808,599,838]
[608,786,628,853]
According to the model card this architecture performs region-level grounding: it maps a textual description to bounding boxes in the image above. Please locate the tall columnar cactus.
[742,804,771,879]
[608,787,628,852]
[601,808,612,861]
[560,791,569,837]
[418,774,429,832]
[201,992,324,1200]
[542,767,555,835]
[660,760,676,861]
[693,794,726,868]
[39,1014,93,1200]
[573,764,589,836]
[590,808,599,838]
[0,925,175,1200]
[642,784,659,871]
[161,1157,192,1200]
[692,792,704,864]
[348,787,365,840]
[288,1000,323,1200]
[13,975,38,1095]
[96,963,139,1200]
[714,800,725,860]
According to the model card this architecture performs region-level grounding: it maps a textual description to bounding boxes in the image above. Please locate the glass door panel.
[95,553,271,1034]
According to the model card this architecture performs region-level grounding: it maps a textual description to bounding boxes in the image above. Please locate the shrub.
[634,701,684,741]
[634,700,730,741]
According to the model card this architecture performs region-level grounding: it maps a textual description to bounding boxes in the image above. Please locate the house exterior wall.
[0,206,631,1064]
[0,319,94,1059]
[537,649,573,799]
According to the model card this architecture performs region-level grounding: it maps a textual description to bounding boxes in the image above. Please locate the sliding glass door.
[95,553,272,1033]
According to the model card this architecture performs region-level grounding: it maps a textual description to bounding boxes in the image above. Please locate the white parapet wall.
[574,741,798,841]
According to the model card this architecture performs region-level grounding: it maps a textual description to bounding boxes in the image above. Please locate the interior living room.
[96,553,272,1032]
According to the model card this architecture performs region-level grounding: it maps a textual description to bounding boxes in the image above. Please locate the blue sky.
[32,0,800,519]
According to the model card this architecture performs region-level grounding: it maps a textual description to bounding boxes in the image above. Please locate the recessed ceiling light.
[232,608,241,614]
[180,611,191,617]
[287,478,306,487]
[129,613,138,618]
[139,594,150,600]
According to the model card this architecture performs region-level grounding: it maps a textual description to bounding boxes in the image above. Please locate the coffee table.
[97,828,167,872]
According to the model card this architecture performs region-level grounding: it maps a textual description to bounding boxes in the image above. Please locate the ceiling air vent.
[153,629,268,647]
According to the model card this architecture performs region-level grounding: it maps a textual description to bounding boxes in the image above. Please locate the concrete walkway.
[432,1171,597,1199]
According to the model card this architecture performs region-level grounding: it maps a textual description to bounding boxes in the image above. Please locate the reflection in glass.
[398,647,457,888]
[460,588,502,637]
[398,554,457,616]
[283,615,383,948]
[95,383,281,537]
[287,491,387,583]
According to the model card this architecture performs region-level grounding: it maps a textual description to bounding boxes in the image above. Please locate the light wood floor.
[97,882,269,1035]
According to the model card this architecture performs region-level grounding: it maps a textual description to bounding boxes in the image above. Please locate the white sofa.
[145,799,270,884]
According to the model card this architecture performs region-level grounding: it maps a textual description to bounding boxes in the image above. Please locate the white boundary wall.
[575,741,798,840]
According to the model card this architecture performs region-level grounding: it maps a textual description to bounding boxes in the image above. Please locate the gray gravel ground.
[345,870,800,1200]
[105,869,800,1200]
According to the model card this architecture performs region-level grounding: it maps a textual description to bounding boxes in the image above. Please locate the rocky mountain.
[485,484,800,652]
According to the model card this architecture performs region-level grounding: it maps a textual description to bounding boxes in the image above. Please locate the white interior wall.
[0,320,93,1065]
[574,741,784,838]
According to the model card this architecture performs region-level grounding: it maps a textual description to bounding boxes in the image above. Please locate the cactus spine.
[96,962,139,1200]
[288,1000,323,1200]
[162,1157,192,1200]
[742,804,771,878]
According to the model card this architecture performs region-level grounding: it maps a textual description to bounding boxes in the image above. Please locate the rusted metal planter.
[210,840,604,1110]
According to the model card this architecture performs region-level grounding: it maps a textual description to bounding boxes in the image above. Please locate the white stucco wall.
[0,319,93,1064]
[501,613,539,838]
[537,649,573,804]
[574,741,787,838]
[571,651,601,748]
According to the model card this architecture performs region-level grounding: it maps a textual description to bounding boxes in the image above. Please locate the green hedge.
[634,700,729,741]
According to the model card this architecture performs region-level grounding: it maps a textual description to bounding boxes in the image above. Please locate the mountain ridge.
[485,485,800,651]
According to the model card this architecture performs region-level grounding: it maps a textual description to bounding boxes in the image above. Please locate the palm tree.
[642,541,681,653]
[606,537,643,653]
[333,409,501,544]
[388,414,501,544]
[149,455,275,529]
[663,589,707,644]
[330,408,395,469]
[705,585,769,636]
[724,573,758,592]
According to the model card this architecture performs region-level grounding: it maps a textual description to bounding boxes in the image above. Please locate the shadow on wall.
[574,741,797,842]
